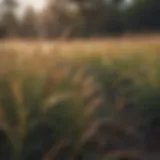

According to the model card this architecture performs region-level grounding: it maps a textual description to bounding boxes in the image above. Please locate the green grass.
[0,38,160,160]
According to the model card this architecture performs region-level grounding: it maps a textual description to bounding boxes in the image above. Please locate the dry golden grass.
[0,35,160,77]
[1,35,160,56]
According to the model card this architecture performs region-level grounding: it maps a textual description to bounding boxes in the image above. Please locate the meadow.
[0,35,160,160]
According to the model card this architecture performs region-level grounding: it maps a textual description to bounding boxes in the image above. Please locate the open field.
[0,36,160,160]
[0,35,160,78]
[1,35,160,57]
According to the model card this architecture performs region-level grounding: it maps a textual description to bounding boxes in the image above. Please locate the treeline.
[0,0,160,38]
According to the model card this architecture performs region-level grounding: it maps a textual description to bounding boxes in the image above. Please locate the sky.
[18,0,46,12]
[18,0,132,11]
[0,0,132,16]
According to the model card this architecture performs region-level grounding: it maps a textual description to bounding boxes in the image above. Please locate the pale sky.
[1,0,132,16]
[18,0,132,11]
[18,0,46,11]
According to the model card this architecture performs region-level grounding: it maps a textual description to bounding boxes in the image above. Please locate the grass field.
[1,35,160,56]
[0,35,160,76]
[0,35,160,160]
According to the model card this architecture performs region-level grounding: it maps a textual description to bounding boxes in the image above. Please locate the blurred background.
[0,0,160,38]
[0,0,160,160]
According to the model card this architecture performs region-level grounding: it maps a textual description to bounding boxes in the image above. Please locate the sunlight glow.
[18,0,45,11]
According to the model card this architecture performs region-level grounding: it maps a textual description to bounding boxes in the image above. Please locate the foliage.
[126,0,160,31]
[0,48,160,159]
[0,0,160,38]
[19,7,38,37]
[0,0,19,37]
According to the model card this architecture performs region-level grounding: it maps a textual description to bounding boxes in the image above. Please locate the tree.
[41,0,82,38]
[42,0,160,38]
[43,0,126,38]
[0,0,19,38]
[126,0,160,31]
[20,7,38,38]
[68,0,125,36]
